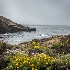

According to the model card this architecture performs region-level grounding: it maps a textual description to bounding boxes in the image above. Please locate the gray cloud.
[0,0,70,25]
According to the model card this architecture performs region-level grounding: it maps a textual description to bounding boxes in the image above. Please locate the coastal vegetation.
[0,34,70,70]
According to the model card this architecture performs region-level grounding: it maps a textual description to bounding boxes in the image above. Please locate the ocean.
[0,25,70,45]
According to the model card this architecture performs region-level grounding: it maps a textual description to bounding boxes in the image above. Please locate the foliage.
[51,54,70,70]
[1,38,70,70]
[5,52,56,70]
[51,42,63,49]
[60,53,70,64]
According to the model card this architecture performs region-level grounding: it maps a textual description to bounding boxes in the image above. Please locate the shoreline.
[17,34,69,47]
[0,34,70,48]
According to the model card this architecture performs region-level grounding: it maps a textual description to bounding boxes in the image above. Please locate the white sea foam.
[35,34,49,37]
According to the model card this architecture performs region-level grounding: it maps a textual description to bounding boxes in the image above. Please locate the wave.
[35,34,49,37]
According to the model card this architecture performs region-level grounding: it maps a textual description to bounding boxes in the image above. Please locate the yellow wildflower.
[16,63,19,66]
[32,42,36,44]
[46,62,48,64]
[30,64,34,67]
[52,59,56,62]
[15,58,19,61]
[34,46,39,49]
[32,67,35,70]
[43,54,46,59]
[37,54,41,57]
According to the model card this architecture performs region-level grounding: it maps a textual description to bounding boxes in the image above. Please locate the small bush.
[5,53,56,70]
[51,42,63,49]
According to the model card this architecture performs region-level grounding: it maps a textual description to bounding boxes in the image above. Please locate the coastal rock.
[0,16,36,33]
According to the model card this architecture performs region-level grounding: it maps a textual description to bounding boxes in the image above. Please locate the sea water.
[0,25,70,45]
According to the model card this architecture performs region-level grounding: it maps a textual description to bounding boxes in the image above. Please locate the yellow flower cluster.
[29,41,43,50]
[34,46,42,49]
[32,42,36,45]
[33,53,56,64]
[11,53,56,70]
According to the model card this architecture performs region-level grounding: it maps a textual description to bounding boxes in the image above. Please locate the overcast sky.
[0,0,70,25]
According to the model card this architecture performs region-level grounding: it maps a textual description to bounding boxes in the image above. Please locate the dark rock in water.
[0,16,36,33]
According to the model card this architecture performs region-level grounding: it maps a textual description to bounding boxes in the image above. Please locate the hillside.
[0,16,36,33]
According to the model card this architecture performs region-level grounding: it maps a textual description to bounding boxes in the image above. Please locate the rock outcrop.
[0,16,36,33]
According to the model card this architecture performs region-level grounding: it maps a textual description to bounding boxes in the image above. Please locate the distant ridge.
[0,16,25,26]
[0,16,36,33]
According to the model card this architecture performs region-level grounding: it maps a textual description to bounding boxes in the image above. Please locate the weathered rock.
[0,16,36,33]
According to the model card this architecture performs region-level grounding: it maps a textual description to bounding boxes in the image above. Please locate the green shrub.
[5,52,56,70]
[51,42,63,49]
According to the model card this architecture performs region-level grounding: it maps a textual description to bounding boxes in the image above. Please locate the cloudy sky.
[0,0,70,25]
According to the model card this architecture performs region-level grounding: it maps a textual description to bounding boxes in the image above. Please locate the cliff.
[0,16,36,33]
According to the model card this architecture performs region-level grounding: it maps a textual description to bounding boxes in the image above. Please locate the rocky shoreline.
[0,34,69,55]
[17,34,68,48]
[0,16,36,34]
[0,34,70,55]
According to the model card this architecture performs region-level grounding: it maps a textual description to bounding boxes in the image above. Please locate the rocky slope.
[0,16,36,33]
